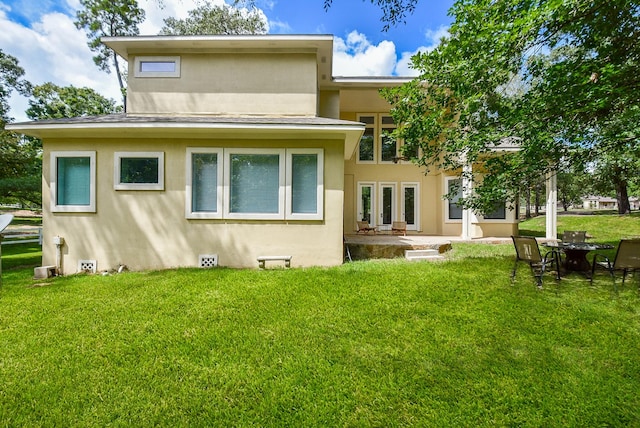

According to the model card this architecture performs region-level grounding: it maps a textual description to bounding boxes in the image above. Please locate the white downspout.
[545,172,557,240]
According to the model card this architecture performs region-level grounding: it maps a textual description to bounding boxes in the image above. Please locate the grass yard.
[1,213,639,426]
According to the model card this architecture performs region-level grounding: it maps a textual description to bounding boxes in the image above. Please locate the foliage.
[26,83,122,120]
[0,50,37,206]
[2,246,640,425]
[323,0,419,30]
[380,0,640,215]
[160,1,267,35]
[0,49,32,123]
[74,0,145,101]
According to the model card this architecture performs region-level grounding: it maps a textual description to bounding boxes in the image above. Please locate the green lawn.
[1,214,639,426]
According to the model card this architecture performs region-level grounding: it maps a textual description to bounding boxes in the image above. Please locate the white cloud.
[333,30,397,76]
[0,7,121,122]
[395,25,449,76]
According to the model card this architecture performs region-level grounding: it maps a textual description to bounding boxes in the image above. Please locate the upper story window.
[51,151,96,213]
[356,114,400,164]
[133,56,181,78]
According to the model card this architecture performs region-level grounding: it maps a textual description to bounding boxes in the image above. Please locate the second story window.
[134,56,181,78]
[356,114,399,164]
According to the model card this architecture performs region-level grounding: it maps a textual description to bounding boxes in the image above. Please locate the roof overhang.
[7,115,364,160]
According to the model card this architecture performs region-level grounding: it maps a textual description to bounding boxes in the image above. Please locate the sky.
[1,0,453,122]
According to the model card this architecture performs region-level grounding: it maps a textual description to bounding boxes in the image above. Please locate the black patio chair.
[590,239,640,289]
[511,236,561,288]
[562,230,586,243]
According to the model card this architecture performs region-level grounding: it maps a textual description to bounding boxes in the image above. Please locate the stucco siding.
[128,53,318,116]
[42,137,344,274]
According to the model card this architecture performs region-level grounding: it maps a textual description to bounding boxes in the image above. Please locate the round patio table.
[543,242,614,272]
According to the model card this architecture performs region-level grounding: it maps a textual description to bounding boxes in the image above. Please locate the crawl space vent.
[78,260,97,273]
[199,254,218,268]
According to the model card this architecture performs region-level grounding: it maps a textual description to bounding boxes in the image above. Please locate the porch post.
[545,171,557,240]
[461,159,473,240]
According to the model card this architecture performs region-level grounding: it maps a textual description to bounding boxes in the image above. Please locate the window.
[114,152,164,190]
[446,178,463,221]
[357,115,375,163]
[286,149,323,220]
[356,114,400,164]
[186,148,223,219]
[51,151,96,213]
[189,148,324,221]
[224,149,285,220]
[483,202,507,220]
[380,115,397,162]
[133,56,181,78]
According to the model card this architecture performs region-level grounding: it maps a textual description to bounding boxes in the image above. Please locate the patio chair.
[511,236,561,288]
[562,230,586,243]
[391,221,407,236]
[356,221,376,234]
[590,239,640,288]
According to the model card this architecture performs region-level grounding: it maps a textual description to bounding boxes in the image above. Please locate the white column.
[545,171,557,240]
[461,160,473,240]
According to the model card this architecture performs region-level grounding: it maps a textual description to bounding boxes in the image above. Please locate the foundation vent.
[78,260,97,273]
[199,254,218,268]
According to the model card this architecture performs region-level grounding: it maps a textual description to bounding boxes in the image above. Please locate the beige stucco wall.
[127,53,318,116]
[42,137,344,275]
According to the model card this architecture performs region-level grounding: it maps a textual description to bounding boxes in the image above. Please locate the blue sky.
[1,0,453,121]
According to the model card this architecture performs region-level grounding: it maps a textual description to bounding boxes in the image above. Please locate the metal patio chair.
[562,230,586,243]
[511,236,561,288]
[591,239,640,289]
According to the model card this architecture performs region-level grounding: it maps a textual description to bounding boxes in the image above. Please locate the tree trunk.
[615,181,631,215]
[534,184,540,216]
[525,187,531,218]
[113,50,126,109]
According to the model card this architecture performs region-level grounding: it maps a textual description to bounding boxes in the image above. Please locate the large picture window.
[51,151,96,213]
[357,115,375,163]
[186,148,223,219]
[190,148,324,220]
[380,115,397,163]
[114,152,164,190]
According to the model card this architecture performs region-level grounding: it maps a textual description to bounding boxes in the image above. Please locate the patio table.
[543,241,614,273]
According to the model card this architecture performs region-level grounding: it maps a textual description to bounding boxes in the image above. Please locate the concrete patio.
[344,233,512,261]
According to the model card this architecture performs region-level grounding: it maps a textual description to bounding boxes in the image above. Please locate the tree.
[376,0,640,214]
[323,0,419,30]
[160,2,267,35]
[26,83,121,120]
[0,50,38,207]
[74,0,145,104]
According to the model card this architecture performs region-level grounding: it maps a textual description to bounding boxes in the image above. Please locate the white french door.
[401,182,420,231]
[357,182,376,226]
[378,183,396,231]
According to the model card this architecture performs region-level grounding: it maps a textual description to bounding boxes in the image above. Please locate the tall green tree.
[377,0,640,214]
[26,83,121,120]
[74,0,145,105]
[160,1,267,35]
[0,50,38,207]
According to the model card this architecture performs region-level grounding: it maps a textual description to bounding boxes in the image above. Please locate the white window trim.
[114,152,165,191]
[223,148,286,220]
[476,205,514,223]
[356,114,377,164]
[186,148,223,219]
[286,148,324,220]
[133,56,181,78]
[50,151,96,213]
[356,181,377,227]
[444,176,463,223]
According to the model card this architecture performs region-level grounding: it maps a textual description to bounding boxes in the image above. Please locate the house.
[582,195,639,211]
[7,35,518,274]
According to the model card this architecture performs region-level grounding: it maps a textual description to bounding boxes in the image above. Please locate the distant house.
[582,196,639,211]
[8,35,518,274]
